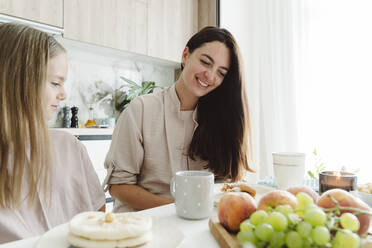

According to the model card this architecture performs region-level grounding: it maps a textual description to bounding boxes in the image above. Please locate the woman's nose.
[205,69,216,83]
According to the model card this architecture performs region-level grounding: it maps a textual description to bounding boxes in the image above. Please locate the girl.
[0,23,105,243]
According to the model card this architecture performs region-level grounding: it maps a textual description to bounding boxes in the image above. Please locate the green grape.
[287,213,301,225]
[304,208,326,226]
[311,225,330,245]
[334,229,360,248]
[254,223,273,242]
[340,213,360,232]
[237,230,257,244]
[296,221,312,237]
[302,203,318,212]
[302,236,313,248]
[285,231,303,248]
[275,204,294,216]
[266,212,288,231]
[250,210,269,226]
[269,231,285,248]
[240,219,255,232]
[296,192,314,206]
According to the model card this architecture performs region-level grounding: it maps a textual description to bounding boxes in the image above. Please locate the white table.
[0,203,219,248]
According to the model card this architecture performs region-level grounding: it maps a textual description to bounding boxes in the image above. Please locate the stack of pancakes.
[68,211,152,248]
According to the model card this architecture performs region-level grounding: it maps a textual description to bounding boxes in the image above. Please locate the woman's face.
[181,41,230,98]
[45,52,68,120]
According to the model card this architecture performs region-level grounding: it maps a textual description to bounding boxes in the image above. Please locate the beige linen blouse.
[103,85,209,212]
[0,130,106,244]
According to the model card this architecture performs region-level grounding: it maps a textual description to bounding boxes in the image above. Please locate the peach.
[217,192,257,232]
[257,190,298,211]
[287,186,319,203]
[317,189,371,235]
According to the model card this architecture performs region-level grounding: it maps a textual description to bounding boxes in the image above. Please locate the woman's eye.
[219,72,226,77]
[200,60,210,65]
[51,82,60,87]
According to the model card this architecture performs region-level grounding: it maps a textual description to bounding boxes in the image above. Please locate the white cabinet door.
[63,0,148,55]
[147,0,198,62]
[0,0,63,27]
[80,140,111,185]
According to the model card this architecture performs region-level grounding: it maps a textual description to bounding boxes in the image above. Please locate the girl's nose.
[58,87,67,101]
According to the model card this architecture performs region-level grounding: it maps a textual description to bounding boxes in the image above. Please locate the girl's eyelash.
[52,82,60,87]
[201,60,210,65]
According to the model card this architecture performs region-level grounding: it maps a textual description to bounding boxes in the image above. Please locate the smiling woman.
[103,26,255,213]
[0,23,105,244]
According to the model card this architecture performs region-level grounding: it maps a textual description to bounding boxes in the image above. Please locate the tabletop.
[0,203,219,248]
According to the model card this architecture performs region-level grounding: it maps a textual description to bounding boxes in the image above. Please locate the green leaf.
[308,171,316,179]
[313,148,317,156]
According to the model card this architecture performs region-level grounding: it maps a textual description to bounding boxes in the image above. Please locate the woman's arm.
[109,184,173,210]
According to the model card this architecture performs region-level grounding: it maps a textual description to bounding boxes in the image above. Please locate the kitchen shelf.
[51,128,114,140]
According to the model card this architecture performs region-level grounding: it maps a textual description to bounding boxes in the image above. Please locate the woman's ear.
[181,47,190,67]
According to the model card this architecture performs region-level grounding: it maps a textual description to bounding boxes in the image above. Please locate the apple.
[317,189,371,235]
[257,190,298,211]
[287,186,319,203]
[217,192,257,232]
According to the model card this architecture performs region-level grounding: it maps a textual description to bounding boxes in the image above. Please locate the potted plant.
[114,76,161,113]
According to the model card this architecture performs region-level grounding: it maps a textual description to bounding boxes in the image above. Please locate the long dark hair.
[187,26,254,182]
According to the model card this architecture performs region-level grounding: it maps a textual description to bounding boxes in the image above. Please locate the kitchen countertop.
[51,128,114,140]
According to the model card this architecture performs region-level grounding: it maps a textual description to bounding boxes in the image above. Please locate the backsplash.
[49,38,176,128]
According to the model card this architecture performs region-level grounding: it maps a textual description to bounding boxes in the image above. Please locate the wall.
[49,37,177,127]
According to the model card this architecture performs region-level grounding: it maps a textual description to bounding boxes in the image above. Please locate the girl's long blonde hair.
[0,23,66,208]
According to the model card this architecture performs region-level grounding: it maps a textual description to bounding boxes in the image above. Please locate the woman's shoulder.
[126,85,174,112]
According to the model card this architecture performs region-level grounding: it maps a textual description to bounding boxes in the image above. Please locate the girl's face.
[181,41,230,98]
[45,52,68,120]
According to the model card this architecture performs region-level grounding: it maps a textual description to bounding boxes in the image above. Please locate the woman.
[0,23,105,244]
[104,26,254,212]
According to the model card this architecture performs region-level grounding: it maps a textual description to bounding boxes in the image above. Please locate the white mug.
[272,152,306,189]
[170,171,214,220]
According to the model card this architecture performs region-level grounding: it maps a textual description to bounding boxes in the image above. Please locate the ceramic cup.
[272,152,306,190]
[170,170,214,220]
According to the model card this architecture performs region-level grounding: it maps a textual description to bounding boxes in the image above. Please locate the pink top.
[180,110,196,170]
[0,130,106,244]
[104,85,209,212]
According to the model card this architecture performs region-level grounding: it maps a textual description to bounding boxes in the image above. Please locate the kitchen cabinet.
[64,0,148,55]
[198,0,217,29]
[0,0,63,27]
[147,0,198,63]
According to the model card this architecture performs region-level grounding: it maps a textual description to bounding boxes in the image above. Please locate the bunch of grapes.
[237,193,362,248]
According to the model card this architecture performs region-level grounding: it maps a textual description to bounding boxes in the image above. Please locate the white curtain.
[220,0,308,180]
[297,0,372,183]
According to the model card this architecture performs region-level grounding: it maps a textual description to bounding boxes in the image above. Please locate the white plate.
[36,218,184,248]
[214,183,275,207]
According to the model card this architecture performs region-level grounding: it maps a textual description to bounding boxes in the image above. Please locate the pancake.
[116,230,152,247]
[67,230,152,248]
[69,212,152,241]
[67,233,116,248]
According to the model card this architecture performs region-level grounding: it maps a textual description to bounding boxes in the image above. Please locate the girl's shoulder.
[48,129,82,151]
[49,129,79,144]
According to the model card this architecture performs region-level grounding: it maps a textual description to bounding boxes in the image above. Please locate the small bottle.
[85,106,97,128]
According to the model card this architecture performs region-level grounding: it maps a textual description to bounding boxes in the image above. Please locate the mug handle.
[170,177,176,198]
